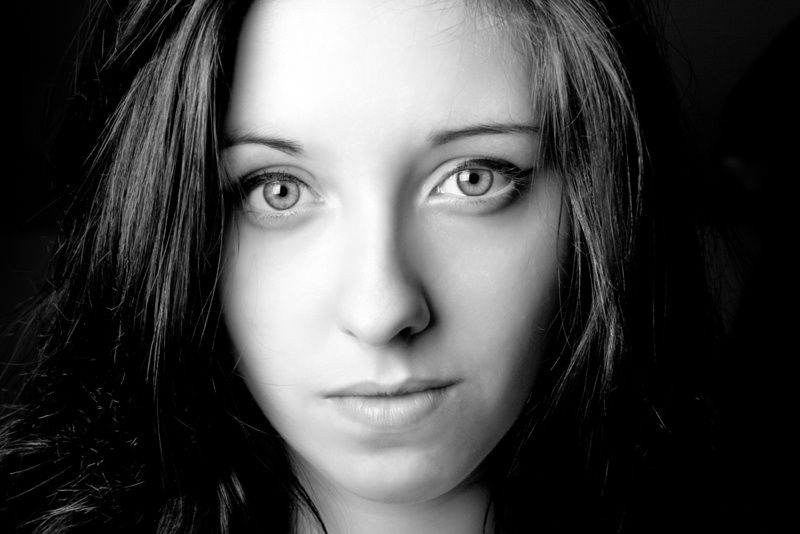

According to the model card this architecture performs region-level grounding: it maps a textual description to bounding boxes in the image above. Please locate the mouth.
[324,379,459,429]
[324,378,459,398]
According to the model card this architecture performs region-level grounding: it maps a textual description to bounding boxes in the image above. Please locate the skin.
[221,0,568,531]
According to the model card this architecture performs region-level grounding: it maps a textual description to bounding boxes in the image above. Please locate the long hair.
[1,0,716,532]
[478,2,717,532]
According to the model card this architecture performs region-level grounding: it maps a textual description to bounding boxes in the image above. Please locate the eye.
[434,158,532,200]
[239,170,320,219]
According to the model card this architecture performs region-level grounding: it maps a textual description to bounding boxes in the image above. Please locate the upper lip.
[323,378,459,398]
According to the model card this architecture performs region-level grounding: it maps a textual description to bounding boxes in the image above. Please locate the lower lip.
[328,387,452,429]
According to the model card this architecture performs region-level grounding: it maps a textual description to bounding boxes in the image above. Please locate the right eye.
[240,170,321,218]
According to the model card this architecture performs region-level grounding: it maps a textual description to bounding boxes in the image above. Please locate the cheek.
[220,216,339,388]
[422,173,566,360]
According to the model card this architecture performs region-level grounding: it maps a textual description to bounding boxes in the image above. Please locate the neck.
[292,476,495,534]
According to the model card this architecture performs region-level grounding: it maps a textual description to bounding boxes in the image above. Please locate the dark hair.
[1,0,717,532]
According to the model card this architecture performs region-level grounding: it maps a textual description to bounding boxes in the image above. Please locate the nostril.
[398,326,415,340]
[402,298,433,340]
[336,285,432,347]
[398,309,434,341]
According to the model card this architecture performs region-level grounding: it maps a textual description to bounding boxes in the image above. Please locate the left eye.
[435,159,529,199]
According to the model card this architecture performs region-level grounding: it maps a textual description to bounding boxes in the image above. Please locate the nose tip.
[338,275,431,346]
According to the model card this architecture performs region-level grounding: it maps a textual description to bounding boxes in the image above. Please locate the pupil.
[455,169,492,196]
[263,179,300,210]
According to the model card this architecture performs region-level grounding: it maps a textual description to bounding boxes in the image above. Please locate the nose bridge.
[336,197,430,346]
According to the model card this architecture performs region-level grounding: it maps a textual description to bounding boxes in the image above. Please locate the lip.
[324,379,459,429]
[324,378,459,398]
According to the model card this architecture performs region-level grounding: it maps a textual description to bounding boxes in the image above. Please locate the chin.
[336,451,470,505]
[346,475,451,505]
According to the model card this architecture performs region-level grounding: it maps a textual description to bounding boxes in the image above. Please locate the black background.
[2,1,798,530]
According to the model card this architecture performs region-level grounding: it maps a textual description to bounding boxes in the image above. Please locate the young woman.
[1,0,718,532]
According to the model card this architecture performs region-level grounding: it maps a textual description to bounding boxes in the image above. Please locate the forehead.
[225,0,533,146]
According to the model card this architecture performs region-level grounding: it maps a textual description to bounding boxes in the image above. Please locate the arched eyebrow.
[223,132,305,156]
[427,123,540,146]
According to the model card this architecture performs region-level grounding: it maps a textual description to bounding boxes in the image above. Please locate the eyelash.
[236,157,534,222]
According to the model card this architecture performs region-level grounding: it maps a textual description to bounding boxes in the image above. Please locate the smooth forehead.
[225,0,533,145]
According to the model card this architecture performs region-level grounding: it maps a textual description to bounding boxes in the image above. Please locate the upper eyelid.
[437,158,529,183]
[451,159,504,172]
[238,168,314,193]
[242,169,303,183]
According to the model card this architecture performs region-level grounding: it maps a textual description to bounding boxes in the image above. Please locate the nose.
[335,212,431,346]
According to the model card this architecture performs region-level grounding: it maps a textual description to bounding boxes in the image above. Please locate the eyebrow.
[223,122,539,155]
[427,123,540,146]
[223,132,305,156]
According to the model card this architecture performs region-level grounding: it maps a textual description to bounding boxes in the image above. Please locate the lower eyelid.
[242,201,322,229]
[427,181,525,213]
[248,207,303,221]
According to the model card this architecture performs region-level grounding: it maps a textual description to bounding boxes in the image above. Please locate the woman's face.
[222,0,567,504]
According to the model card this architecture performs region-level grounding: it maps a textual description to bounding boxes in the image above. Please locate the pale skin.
[221,0,569,532]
